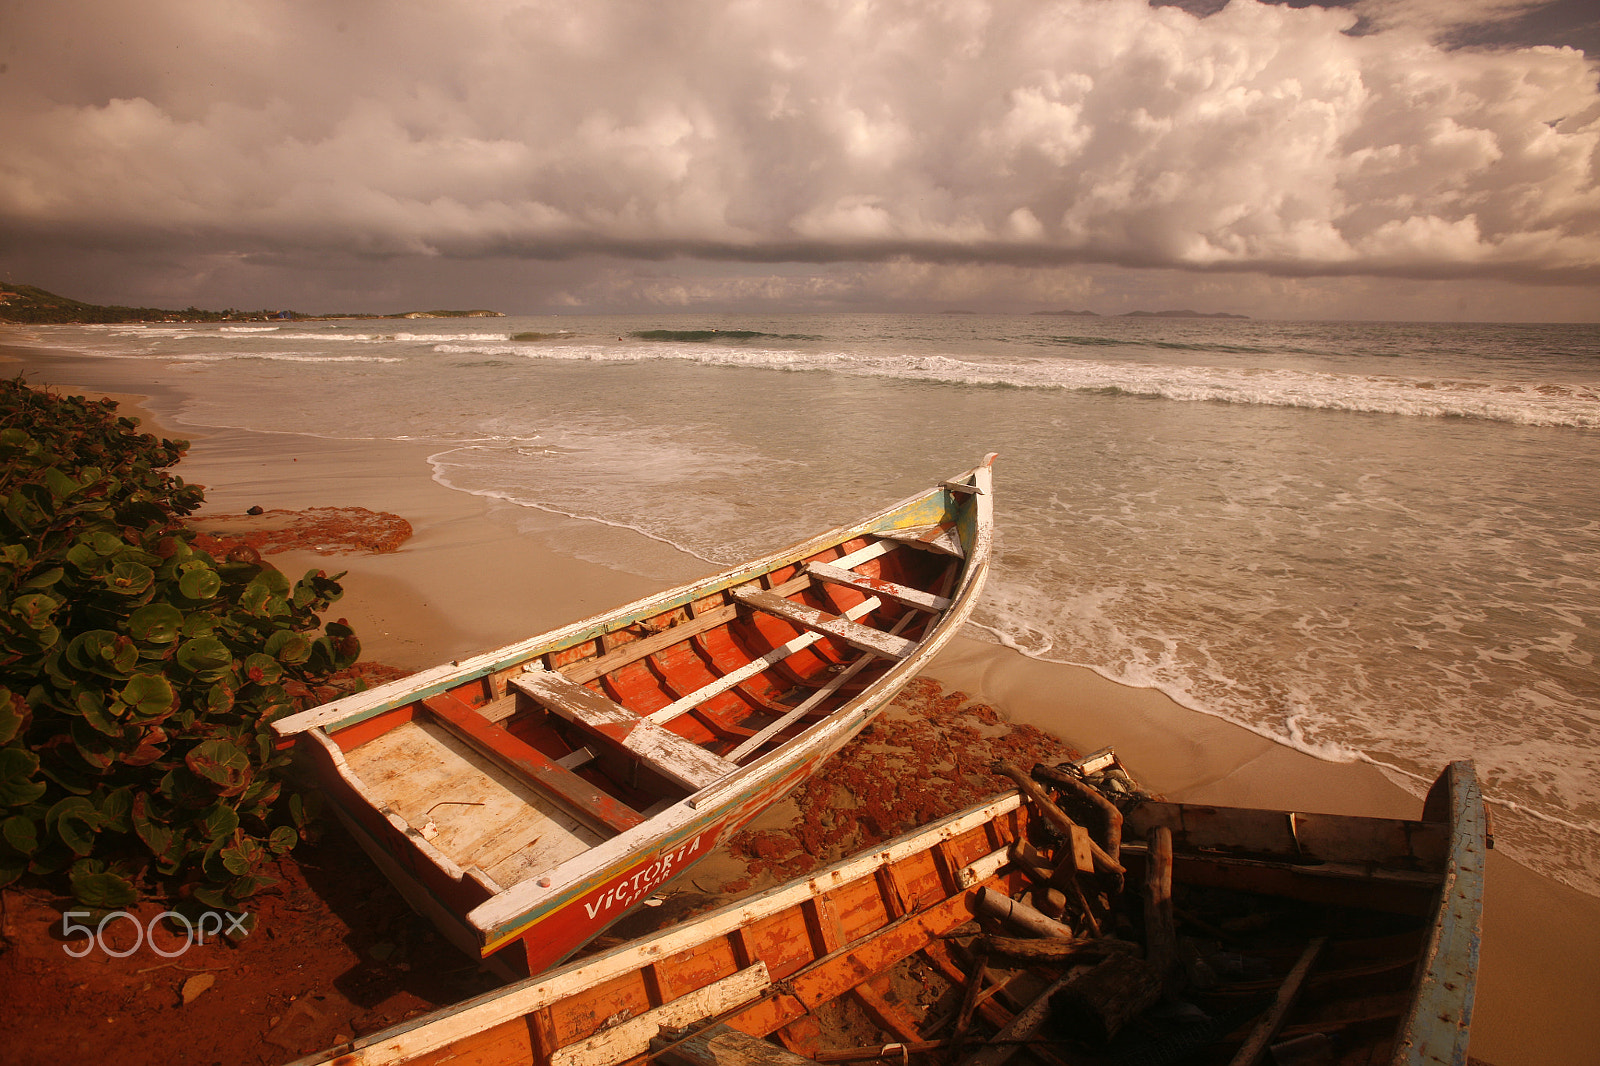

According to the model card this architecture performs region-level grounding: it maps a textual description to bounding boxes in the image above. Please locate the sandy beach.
[6,342,1598,1065]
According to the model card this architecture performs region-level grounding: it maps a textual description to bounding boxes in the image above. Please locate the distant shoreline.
[0,281,502,325]
[1032,308,1250,319]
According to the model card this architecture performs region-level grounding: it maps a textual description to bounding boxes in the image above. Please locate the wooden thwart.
[556,538,907,686]
[420,693,644,835]
[805,561,952,613]
[732,587,916,660]
[642,596,884,728]
[511,668,736,791]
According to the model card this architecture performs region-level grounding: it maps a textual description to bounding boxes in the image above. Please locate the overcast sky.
[2,0,1597,320]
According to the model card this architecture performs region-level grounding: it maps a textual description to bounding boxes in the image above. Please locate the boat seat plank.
[643,595,883,727]
[879,521,964,558]
[342,718,604,884]
[805,561,951,612]
[724,608,918,765]
[556,539,908,686]
[731,587,917,660]
[421,694,645,836]
[511,668,738,791]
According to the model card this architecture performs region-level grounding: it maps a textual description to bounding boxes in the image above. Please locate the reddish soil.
[0,677,1078,1065]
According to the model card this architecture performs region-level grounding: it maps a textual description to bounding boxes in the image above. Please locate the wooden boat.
[289,752,1484,1066]
[271,456,996,975]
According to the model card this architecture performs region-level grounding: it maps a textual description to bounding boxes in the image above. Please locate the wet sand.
[6,338,1598,1065]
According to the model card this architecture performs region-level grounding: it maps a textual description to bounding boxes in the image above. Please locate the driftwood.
[812,1038,1065,1063]
[1228,937,1328,1066]
[1049,953,1165,1045]
[1030,763,1124,861]
[953,957,990,1037]
[1047,847,1105,936]
[1007,842,1069,918]
[956,975,1075,1066]
[978,934,1140,964]
[974,886,1076,940]
[1144,825,1177,993]
[992,761,1125,885]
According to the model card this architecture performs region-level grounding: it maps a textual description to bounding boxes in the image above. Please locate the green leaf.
[71,719,117,771]
[196,801,239,843]
[120,673,176,720]
[204,680,235,714]
[43,466,79,499]
[267,825,298,854]
[178,563,222,600]
[8,592,61,635]
[127,602,184,644]
[0,690,26,745]
[220,837,263,876]
[97,787,133,834]
[21,566,64,589]
[47,796,100,856]
[225,874,276,903]
[175,635,233,681]
[76,689,123,736]
[70,867,138,910]
[0,747,46,807]
[81,531,125,556]
[241,652,283,685]
[2,814,39,856]
[132,793,179,864]
[157,768,213,809]
[264,629,312,665]
[104,560,154,596]
[184,740,250,792]
[65,630,137,677]
[190,883,228,910]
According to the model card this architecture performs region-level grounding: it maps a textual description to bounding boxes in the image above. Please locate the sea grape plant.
[0,377,359,914]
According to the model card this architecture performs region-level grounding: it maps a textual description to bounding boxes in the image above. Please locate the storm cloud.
[1,0,1597,312]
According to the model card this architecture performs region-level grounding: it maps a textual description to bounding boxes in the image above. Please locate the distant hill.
[1030,309,1100,317]
[0,283,502,324]
[1120,309,1249,319]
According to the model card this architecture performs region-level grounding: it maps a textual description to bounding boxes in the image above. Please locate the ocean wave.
[270,332,384,342]
[629,329,822,342]
[1044,334,1275,355]
[219,326,281,333]
[434,341,1600,429]
[393,332,511,343]
[168,352,404,364]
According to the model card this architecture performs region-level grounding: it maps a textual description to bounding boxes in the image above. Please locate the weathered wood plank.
[557,540,907,686]
[732,587,915,660]
[955,975,1073,1066]
[805,561,951,613]
[720,605,919,764]
[1227,937,1327,1066]
[652,1020,816,1066]
[421,693,644,835]
[512,668,737,791]
[549,964,772,1066]
[641,596,883,727]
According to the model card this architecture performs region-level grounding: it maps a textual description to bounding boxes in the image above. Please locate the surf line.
[582,831,707,920]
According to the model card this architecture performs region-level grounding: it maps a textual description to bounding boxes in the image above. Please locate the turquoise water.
[13,313,1600,894]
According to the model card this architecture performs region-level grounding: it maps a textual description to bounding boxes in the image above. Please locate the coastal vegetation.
[0,378,362,918]
[0,282,501,324]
